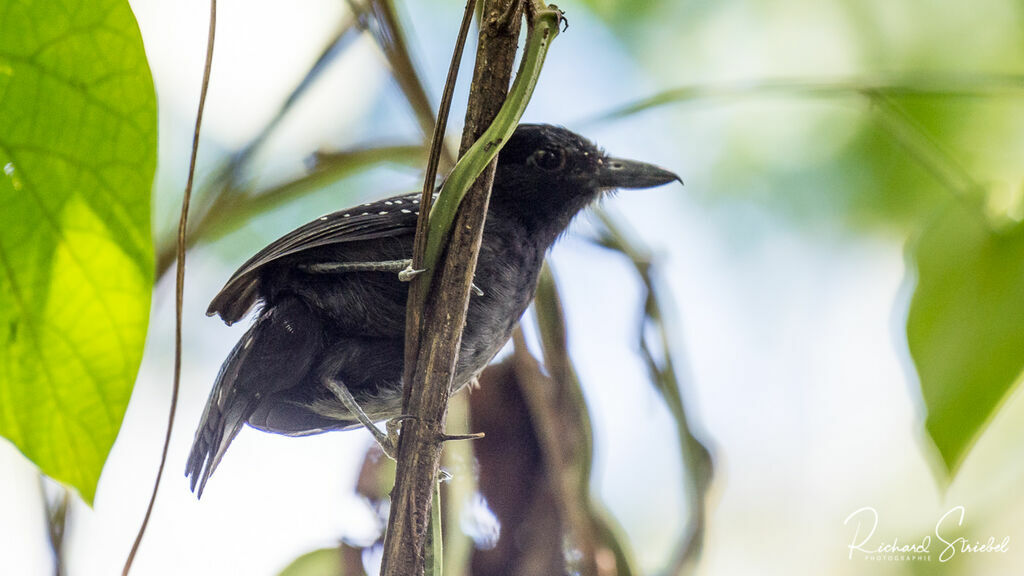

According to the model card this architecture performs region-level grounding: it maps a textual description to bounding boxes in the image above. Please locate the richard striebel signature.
[843,506,1010,562]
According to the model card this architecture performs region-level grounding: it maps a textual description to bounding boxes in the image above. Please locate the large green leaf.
[907,200,1024,477]
[0,0,156,504]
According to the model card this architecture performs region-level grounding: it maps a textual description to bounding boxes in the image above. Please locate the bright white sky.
[3,1,1024,575]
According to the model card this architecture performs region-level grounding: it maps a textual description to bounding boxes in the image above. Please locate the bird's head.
[492,124,680,238]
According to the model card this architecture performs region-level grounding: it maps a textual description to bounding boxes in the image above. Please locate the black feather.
[187,124,680,495]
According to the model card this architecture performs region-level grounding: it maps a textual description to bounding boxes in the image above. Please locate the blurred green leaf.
[908,200,1024,477]
[533,269,640,575]
[594,78,1024,234]
[278,547,355,576]
[0,0,156,504]
[575,0,658,25]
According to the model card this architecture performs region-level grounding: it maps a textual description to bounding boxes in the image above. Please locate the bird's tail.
[186,297,323,498]
[185,332,261,498]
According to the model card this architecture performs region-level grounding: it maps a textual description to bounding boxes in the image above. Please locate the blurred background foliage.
[3,0,1024,574]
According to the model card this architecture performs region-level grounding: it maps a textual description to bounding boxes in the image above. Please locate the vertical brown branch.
[380,0,524,574]
[594,209,714,575]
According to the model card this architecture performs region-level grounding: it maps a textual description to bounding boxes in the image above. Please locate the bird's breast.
[455,218,545,384]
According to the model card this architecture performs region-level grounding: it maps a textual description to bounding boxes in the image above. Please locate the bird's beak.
[596,157,683,190]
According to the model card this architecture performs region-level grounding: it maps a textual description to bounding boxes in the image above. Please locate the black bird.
[186,124,680,496]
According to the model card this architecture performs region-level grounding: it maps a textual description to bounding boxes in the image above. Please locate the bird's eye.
[528,148,566,171]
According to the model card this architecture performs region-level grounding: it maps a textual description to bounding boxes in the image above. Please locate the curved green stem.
[413,3,563,299]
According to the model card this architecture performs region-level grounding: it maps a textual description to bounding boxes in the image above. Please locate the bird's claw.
[398,266,426,282]
[378,434,399,460]
[378,415,418,459]
[471,283,484,297]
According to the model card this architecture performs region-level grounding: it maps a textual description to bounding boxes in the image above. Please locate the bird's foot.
[301,259,412,275]
[470,283,484,297]
[379,415,419,459]
[371,424,399,460]
[398,262,426,282]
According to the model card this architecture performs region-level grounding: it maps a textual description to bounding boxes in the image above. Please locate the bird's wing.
[232,193,425,279]
[209,192,427,322]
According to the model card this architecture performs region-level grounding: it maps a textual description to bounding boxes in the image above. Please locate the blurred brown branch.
[221,12,362,187]
[174,9,362,265]
[351,0,457,168]
[595,208,715,576]
[529,268,639,575]
[154,144,423,278]
[468,266,643,576]
[470,358,569,576]
[39,478,69,576]
[155,0,459,280]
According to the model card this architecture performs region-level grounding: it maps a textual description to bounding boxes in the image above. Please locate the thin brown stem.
[153,9,364,278]
[404,0,478,372]
[122,2,216,574]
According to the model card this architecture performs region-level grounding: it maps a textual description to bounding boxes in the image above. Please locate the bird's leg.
[301,259,421,281]
[323,377,398,458]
